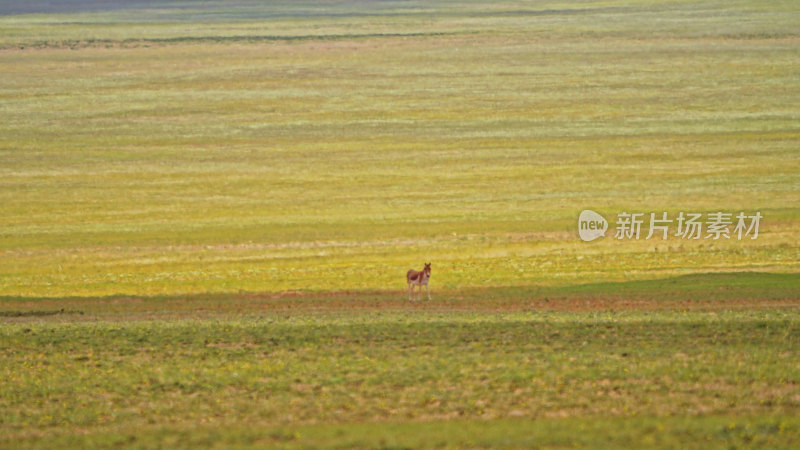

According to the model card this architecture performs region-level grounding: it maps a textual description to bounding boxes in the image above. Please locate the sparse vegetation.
[2,286,800,448]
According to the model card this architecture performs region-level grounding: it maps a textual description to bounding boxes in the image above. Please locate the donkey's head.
[424,262,431,275]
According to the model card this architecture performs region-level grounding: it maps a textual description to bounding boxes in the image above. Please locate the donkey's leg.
[408,283,413,301]
[425,283,431,300]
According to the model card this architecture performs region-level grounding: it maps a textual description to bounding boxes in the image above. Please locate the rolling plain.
[1,0,799,447]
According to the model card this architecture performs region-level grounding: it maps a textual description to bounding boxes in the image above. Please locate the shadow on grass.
[0,309,84,317]
[529,271,800,300]
[0,272,797,319]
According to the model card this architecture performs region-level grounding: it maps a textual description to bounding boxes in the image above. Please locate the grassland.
[1,0,799,447]
[2,281,800,448]
[2,0,799,297]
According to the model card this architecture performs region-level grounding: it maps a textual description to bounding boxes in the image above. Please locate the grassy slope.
[1,274,799,447]
[2,299,799,448]
[1,0,799,297]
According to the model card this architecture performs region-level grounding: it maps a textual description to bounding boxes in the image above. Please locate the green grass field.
[1,0,799,447]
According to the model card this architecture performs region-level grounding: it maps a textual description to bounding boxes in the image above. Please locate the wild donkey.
[406,263,431,301]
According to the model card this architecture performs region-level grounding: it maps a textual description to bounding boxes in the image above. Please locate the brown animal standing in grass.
[406,263,431,301]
